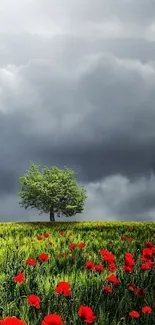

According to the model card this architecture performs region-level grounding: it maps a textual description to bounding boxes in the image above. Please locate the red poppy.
[142,248,152,259]
[69,243,77,250]
[41,314,64,325]
[0,317,26,325]
[128,283,136,291]
[123,265,134,272]
[28,294,41,309]
[37,236,43,241]
[127,237,133,242]
[106,275,120,286]
[38,253,49,262]
[13,272,25,283]
[78,305,96,323]
[135,288,146,297]
[124,253,134,266]
[102,286,113,294]
[122,236,128,241]
[129,310,140,318]
[142,306,152,314]
[100,249,115,263]
[85,261,95,271]
[140,263,152,271]
[108,262,116,272]
[59,231,64,236]
[55,281,71,296]
[49,242,53,246]
[78,242,86,249]
[44,233,50,238]
[94,264,104,272]
[145,241,153,248]
[25,257,37,266]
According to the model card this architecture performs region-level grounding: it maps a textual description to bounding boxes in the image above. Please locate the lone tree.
[17,161,87,222]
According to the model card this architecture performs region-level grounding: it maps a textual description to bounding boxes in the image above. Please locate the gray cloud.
[1,173,155,222]
[1,35,155,69]
[0,0,155,222]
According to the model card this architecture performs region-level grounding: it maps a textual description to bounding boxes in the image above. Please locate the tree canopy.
[17,161,87,221]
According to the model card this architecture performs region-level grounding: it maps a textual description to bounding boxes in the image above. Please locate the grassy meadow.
[0,221,155,325]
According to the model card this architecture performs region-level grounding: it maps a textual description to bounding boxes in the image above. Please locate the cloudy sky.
[1,0,155,222]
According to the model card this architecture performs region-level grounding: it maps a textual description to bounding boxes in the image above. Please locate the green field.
[0,221,155,325]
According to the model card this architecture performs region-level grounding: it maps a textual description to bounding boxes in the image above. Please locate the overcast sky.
[1,0,155,222]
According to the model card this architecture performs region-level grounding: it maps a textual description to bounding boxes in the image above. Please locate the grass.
[0,220,155,325]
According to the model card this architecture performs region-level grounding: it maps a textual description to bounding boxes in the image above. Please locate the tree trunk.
[50,210,55,222]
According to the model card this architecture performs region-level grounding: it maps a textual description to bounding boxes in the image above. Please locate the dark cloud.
[0,0,155,222]
[1,53,155,182]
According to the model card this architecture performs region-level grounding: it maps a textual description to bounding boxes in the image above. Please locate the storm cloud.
[0,0,155,222]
